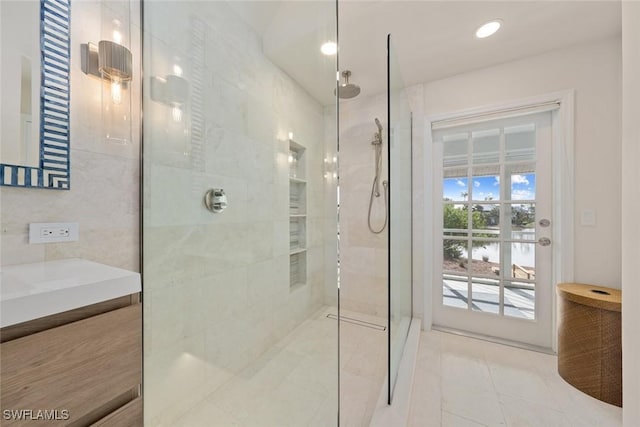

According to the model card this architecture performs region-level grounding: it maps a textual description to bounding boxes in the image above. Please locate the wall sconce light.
[150,73,190,124]
[150,67,190,157]
[81,19,132,145]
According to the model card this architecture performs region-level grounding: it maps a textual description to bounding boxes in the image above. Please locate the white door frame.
[423,90,575,352]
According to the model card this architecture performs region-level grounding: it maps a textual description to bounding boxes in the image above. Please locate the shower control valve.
[204,188,228,213]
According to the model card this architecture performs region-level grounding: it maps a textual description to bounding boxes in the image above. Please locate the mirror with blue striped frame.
[0,0,70,189]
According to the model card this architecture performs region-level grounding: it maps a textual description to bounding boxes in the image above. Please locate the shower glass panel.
[387,34,413,401]
[142,2,338,425]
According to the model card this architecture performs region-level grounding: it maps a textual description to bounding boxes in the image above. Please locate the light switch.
[580,209,596,227]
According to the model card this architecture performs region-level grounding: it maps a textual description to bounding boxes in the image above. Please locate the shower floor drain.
[326,313,386,331]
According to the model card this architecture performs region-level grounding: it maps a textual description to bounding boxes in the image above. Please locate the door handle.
[538,237,551,246]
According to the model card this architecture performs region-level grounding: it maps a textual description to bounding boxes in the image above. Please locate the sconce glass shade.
[98,40,132,144]
[78,7,134,145]
[150,75,189,104]
[100,73,131,144]
[98,40,132,81]
[80,40,133,144]
[150,72,191,155]
[93,40,132,144]
[164,75,189,103]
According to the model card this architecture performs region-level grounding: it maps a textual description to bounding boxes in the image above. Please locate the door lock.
[538,237,551,246]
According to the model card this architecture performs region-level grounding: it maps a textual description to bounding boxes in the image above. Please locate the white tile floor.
[408,330,623,427]
[171,306,337,427]
[339,310,387,427]
[170,306,387,427]
[165,308,620,427]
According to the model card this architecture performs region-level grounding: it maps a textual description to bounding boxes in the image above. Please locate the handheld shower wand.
[368,118,388,234]
[375,117,383,134]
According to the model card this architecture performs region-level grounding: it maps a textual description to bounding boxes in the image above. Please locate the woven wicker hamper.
[557,283,622,407]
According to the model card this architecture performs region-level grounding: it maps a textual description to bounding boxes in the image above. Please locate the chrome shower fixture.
[372,117,383,145]
[368,118,388,234]
[335,70,361,99]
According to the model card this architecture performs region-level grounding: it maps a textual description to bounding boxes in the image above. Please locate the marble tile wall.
[323,108,339,308]
[142,2,335,424]
[0,0,141,272]
[326,86,424,319]
[330,94,389,317]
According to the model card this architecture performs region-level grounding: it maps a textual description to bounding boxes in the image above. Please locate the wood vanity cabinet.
[0,295,142,427]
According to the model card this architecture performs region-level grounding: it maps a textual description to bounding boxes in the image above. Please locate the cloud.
[511,189,535,200]
[494,176,500,186]
[456,179,466,187]
[512,174,530,185]
[474,181,481,187]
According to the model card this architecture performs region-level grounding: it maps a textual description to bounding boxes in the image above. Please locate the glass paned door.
[433,111,553,349]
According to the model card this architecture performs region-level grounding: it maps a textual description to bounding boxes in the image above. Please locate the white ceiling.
[231,1,622,106]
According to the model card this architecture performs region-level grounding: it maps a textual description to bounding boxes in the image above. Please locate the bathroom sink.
[0,258,141,327]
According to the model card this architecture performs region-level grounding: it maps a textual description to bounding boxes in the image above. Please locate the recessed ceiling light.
[475,20,502,39]
[321,41,337,56]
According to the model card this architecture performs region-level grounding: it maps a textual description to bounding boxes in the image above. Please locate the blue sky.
[443,173,536,201]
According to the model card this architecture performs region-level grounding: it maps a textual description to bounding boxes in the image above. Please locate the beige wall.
[335,37,622,324]
[622,2,640,424]
[0,1,141,272]
[422,36,622,292]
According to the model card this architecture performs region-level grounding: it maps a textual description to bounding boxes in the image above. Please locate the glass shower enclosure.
[387,34,413,402]
[142,2,413,425]
[142,2,338,425]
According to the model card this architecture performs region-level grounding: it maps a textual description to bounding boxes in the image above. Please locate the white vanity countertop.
[0,258,141,328]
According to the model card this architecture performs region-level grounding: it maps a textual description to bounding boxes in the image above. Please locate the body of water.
[463,229,535,267]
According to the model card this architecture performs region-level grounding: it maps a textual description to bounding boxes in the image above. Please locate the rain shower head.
[335,70,360,99]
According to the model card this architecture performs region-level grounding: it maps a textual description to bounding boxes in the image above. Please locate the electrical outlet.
[40,227,70,238]
[29,223,79,244]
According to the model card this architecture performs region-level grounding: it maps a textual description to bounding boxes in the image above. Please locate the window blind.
[431,101,560,131]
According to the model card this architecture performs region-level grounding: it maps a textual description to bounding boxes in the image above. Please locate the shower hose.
[367,136,388,234]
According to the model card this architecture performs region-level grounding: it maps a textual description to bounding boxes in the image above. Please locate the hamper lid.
[557,283,621,312]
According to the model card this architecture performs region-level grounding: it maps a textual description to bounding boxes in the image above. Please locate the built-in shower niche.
[289,139,307,289]
[289,181,306,215]
[289,217,306,252]
[289,252,307,289]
